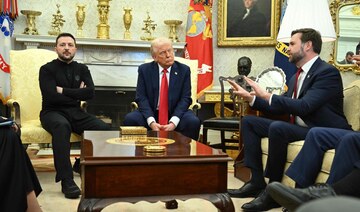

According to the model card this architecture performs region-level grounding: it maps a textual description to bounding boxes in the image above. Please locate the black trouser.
[40,109,109,182]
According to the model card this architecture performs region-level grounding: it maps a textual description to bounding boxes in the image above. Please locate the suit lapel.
[298,58,320,97]
[151,62,160,107]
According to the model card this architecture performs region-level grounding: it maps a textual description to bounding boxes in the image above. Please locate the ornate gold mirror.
[330,0,360,74]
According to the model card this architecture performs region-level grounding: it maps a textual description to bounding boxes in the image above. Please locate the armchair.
[7,49,82,145]
[131,57,201,112]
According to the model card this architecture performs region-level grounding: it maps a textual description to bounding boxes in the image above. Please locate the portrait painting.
[218,0,280,46]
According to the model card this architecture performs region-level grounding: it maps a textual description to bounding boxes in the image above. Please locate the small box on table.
[119,126,147,135]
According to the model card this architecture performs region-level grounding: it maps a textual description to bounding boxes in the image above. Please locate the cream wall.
[14,0,359,88]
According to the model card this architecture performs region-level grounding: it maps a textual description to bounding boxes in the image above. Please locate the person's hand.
[160,122,176,131]
[56,86,63,94]
[80,81,86,88]
[11,123,19,132]
[149,122,162,131]
[227,79,253,101]
[244,76,272,101]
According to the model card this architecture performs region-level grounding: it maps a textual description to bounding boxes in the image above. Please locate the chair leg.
[220,130,226,153]
[202,128,208,144]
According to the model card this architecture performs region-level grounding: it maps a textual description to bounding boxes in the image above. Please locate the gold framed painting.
[217,0,281,47]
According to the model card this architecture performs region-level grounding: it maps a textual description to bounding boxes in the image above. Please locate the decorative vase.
[123,7,132,40]
[76,4,86,37]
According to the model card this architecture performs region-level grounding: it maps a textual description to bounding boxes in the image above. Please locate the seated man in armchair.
[227,28,351,211]
[123,37,200,140]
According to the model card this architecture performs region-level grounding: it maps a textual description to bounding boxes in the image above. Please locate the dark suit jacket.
[252,58,351,130]
[135,61,192,120]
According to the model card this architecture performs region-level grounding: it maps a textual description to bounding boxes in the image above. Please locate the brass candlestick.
[123,7,132,40]
[164,20,182,42]
[140,11,157,41]
[48,4,65,36]
[21,10,42,35]
[97,0,111,39]
[76,4,86,37]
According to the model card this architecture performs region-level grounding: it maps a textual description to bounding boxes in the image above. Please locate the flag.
[0,14,13,105]
[185,0,213,98]
[274,0,297,85]
[0,0,17,105]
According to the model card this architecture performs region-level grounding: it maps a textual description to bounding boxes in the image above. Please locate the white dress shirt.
[146,64,180,126]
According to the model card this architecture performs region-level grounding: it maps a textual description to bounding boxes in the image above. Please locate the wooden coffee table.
[77,130,234,212]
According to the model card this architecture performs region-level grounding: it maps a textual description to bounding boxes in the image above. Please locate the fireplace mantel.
[13,34,186,50]
[12,34,186,87]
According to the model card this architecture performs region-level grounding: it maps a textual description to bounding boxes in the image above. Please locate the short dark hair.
[346,51,354,57]
[56,33,76,46]
[291,28,322,54]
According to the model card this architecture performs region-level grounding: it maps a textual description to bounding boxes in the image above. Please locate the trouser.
[123,109,201,140]
[241,115,308,184]
[286,127,359,187]
[41,110,110,182]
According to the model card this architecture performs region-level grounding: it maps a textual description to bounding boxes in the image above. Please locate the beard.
[58,52,75,63]
[289,48,304,65]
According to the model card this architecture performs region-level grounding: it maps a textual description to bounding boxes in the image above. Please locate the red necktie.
[159,69,168,125]
[290,68,303,124]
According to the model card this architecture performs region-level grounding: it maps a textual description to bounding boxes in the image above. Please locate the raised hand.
[227,79,253,102]
[244,77,271,101]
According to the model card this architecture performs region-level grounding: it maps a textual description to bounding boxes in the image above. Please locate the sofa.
[261,79,360,187]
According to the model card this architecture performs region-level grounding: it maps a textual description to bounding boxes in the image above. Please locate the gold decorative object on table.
[106,137,175,146]
[123,7,132,40]
[140,11,157,41]
[164,20,182,42]
[48,4,65,36]
[97,0,111,39]
[76,4,86,37]
[143,145,166,153]
[120,126,147,135]
[21,10,41,35]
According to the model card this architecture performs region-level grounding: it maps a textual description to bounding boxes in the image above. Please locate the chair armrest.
[130,101,138,111]
[6,98,21,127]
[190,102,201,114]
[80,101,87,112]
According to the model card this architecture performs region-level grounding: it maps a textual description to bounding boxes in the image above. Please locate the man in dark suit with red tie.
[227,28,352,211]
[123,37,200,140]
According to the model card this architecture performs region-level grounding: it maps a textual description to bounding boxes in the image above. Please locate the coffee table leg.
[78,194,234,212]
[208,193,235,212]
[78,198,102,212]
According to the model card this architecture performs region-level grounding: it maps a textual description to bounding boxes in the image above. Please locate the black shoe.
[228,181,265,198]
[267,182,336,211]
[72,157,80,175]
[241,190,281,211]
[61,178,81,199]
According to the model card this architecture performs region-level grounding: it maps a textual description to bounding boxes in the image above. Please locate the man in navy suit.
[124,37,200,140]
[227,28,352,211]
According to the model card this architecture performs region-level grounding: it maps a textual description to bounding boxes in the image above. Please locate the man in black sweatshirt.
[39,33,109,199]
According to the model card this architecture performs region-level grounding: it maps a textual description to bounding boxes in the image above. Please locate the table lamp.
[277,0,336,42]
